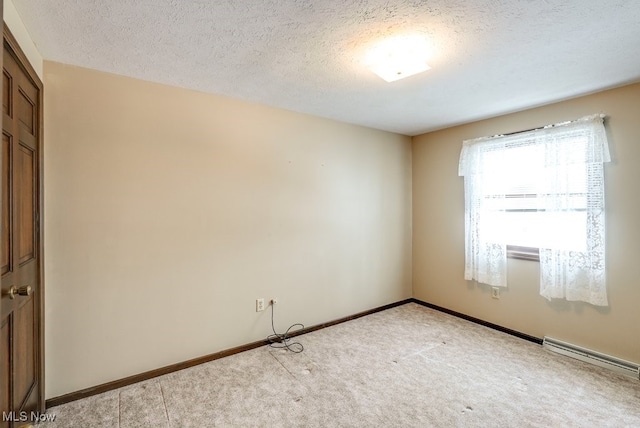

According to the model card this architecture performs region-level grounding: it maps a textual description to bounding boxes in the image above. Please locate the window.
[480,140,589,255]
[458,115,610,306]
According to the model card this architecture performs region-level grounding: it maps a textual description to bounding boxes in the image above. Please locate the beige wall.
[44,61,412,398]
[413,83,640,363]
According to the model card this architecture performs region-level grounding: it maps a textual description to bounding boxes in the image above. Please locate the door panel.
[13,298,34,406]
[2,71,9,116]
[1,134,9,275]
[1,319,10,420]
[1,26,43,427]
[17,144,33,264]
[16,90,33,136]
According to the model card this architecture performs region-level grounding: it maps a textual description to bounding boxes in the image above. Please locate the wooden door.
[0,27,43,428]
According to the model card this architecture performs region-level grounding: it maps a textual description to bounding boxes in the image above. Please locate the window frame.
[507,245,539,261]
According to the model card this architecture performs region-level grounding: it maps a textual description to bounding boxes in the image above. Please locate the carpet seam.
[268,351,300,382]
[159,381,171,427]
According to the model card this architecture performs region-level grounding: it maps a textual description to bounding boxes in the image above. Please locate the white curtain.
[458,139,508,287]
[459,114,611,306]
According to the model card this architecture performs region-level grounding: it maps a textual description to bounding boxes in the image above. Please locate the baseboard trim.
[46,298,412,409]
[409,298,543,345]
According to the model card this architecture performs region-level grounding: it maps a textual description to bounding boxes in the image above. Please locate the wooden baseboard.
[46,298,413,409]
[409,298,543,345]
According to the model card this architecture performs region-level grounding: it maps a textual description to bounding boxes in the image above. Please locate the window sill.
[507,245,539,262]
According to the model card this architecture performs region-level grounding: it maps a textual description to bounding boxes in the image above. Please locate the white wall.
[4,0,42,78]
[44,61,413,398]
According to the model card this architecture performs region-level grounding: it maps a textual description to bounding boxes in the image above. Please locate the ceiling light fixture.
[366,35,432,82]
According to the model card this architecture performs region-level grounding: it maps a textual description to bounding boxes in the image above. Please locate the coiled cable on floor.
[267,302,304,353]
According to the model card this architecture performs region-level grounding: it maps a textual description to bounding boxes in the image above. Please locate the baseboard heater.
[543,337,640,379]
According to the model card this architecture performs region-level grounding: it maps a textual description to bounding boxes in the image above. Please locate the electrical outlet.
[271,298,278,305]
[491,287,500,299]
[256,298,265,312]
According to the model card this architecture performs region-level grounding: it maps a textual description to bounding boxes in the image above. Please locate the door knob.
[8,285,32,299]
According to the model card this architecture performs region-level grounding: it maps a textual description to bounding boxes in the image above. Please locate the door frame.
[2,23,45,413]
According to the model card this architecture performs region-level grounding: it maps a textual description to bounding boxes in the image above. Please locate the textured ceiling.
[12,0,640,135]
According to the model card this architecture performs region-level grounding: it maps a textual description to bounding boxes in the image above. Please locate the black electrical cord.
[267,302,304,353]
